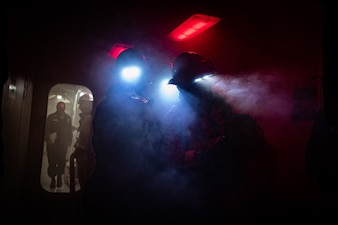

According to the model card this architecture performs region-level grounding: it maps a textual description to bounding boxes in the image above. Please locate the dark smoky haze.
[4,1,336,223]
[210,72,291,119]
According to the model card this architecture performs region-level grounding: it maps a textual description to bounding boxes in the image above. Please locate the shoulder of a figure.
[49,112,57,116]
[227,113,262,132]
[49,113,58,119]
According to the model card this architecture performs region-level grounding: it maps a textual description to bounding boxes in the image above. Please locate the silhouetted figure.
[305,107,338,223]
[306,107,338,194]
[44,101,73,189]
[71,93,96,190]
[158,52,274,225]
[83,48,161,224]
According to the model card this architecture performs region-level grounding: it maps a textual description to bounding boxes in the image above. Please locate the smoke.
[209,72,292,118]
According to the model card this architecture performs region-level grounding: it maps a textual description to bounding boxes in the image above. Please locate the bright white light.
[79,92,94,101]
[194,74,212,83]
[8,84,16,91]
[160,78,179,101]
[194,77,203,82]
[121,66,142,83]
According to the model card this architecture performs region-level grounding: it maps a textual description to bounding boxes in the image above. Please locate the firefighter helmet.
[78,93,93,103]
[168,51,216,89]
[115,48,146,70]
[78,93,93,113]
[114,48,148,94]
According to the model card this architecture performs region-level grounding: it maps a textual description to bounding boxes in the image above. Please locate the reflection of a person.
[44,101,73,189]
[71,93,95,189]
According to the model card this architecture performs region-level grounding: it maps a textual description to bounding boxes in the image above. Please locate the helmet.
[115,48,146,69]
[168,51,216,89]
[78,93,93,103]
[78,93,93,113]
[113,48,148,94]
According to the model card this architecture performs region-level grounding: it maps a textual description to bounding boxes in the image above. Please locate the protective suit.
[159,51,274,225]
[83,48,161,224]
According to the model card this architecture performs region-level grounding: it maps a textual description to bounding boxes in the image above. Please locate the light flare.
[120,66,142,83]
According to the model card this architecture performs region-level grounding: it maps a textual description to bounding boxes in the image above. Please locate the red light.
[108,43,133,59]
[193,22,207,29]
[168,13,221,41]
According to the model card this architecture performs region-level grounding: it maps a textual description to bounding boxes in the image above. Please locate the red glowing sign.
[168,13,221,41]
[108,43,133,59]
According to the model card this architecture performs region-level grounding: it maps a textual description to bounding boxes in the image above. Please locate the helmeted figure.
[83,48,161,224]
[71,93,95,191]
[160,51,274,225]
